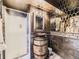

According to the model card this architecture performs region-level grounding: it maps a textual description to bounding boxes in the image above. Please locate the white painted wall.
[0,18,3,43]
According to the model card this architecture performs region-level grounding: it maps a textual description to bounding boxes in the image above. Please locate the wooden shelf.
[51,31,79,39]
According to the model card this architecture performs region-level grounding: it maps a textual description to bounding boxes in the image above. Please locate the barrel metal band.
[33,43,48,47]
[33,52,48,56]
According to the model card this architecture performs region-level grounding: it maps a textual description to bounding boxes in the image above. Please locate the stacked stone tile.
[51,36,79,59]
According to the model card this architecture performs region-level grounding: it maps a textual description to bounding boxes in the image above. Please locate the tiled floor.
[48,48,63,59]
[49,53,63,59]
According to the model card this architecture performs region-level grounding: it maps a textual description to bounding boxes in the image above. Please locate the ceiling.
[3,0,65,15]
[3,0,79,17]
[46,0,79,16]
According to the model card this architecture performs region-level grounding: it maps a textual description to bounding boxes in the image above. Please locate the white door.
[3,6,31,59]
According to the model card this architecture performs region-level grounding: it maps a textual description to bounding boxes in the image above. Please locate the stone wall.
[51,36,79,59]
